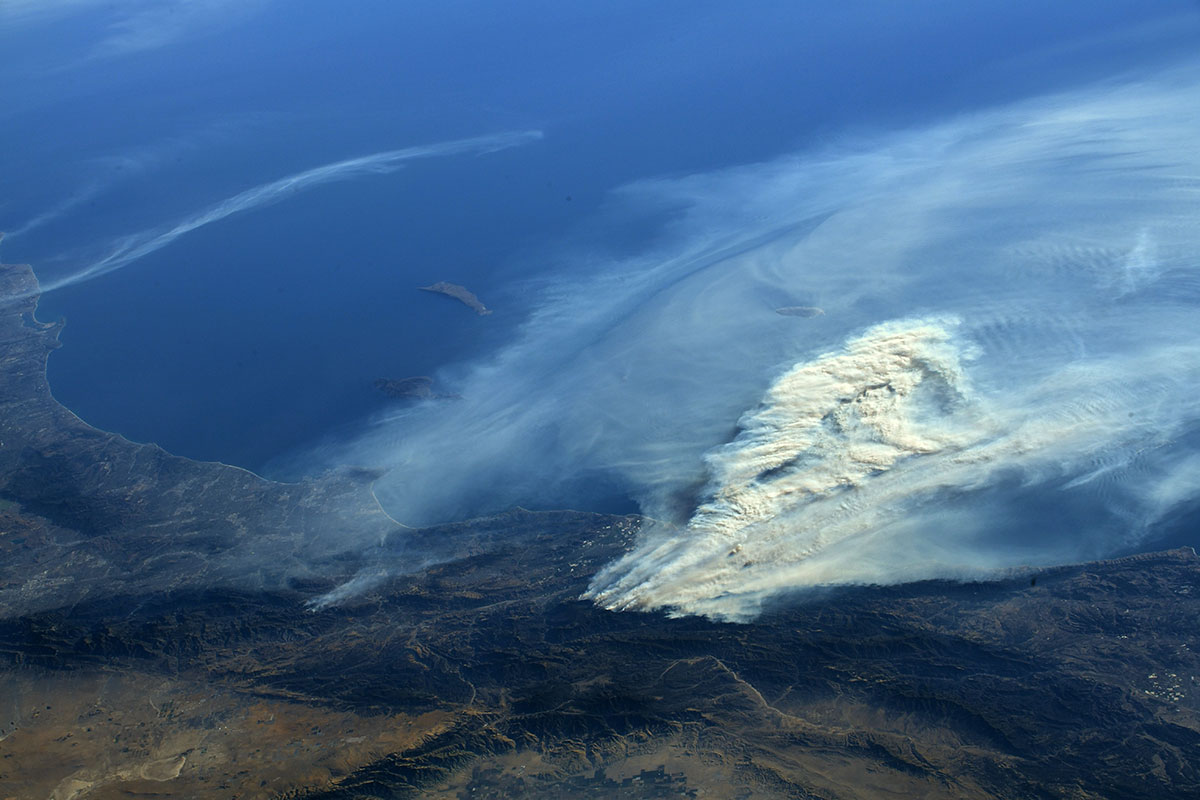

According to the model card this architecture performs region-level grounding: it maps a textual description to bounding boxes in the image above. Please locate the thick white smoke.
[325,56,1200,619]
[586,321,1200,620]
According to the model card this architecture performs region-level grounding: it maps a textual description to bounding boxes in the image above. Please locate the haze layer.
[343,59,1200,619]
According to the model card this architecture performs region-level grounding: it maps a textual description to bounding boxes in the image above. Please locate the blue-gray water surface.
[2,3,1198,564]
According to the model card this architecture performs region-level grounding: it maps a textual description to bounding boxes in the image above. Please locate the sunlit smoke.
[586,321,1200,620]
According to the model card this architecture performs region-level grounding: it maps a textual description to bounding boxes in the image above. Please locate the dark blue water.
[2,0,1195,472]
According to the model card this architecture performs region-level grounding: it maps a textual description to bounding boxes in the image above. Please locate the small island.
[775,305,824,317]
[374,376,459,401]
[420,281,492,315]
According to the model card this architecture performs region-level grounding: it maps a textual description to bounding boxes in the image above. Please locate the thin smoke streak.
[5,118,265,240]
[1,0,273,62]
[32,130,543,295]
[6,183,103,239]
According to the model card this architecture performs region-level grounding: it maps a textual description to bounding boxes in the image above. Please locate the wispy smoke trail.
[5,183,104,239]
[4,119,260,241]
[305,570,387,612]
[34,130,542,294]
[0,0,272,61]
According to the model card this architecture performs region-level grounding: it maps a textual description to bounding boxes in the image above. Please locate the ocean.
[1,0,1193,479]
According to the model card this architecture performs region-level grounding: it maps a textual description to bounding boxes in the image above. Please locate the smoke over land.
[331,59,1200,619]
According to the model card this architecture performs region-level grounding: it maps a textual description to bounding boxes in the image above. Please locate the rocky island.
[419,281,492,315]
[1,261,1198,799]
[775,305,824,317]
